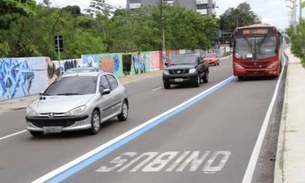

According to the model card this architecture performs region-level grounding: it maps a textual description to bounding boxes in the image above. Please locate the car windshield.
[170,55,197,65]
[234,36,277,60]
[43,76,97,96]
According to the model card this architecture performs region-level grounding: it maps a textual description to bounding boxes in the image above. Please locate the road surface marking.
[152,87,162,91]
[96,151,231,173]
[32,76,235,183]
[242,53,287,183]
[0,130,26,141]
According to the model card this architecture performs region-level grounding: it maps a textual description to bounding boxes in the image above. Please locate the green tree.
[219,2,261,32]
[287,19,305,67]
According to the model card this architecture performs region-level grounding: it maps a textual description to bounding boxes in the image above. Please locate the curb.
[274,48,290,183]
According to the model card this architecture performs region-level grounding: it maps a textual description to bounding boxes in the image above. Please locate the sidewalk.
[0,70,163,114]
[274,48,305,183]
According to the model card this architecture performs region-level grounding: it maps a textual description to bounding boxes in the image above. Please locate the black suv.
[162,53,209,89]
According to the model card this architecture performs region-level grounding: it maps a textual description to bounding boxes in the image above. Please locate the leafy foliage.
[287,19,305,67]
[219,2,261,32]
[1,0,221,59]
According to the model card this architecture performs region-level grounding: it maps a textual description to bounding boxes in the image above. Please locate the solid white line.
[152,87,162,92]
[32,76,235,183]
[242,57,287,183]
[0,130,27,141]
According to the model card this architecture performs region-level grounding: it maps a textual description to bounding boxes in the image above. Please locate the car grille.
[32,120,76,128]
[169,69,189,75]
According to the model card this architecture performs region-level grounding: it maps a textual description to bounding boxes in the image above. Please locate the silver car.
[25,72,129,137]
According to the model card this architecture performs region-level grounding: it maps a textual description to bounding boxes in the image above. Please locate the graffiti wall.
[149,51,162,71]
[0,57,48,101]
[81,51,163,77]
[81,54,124,78]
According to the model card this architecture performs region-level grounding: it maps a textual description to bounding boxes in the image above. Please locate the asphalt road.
[0,56,287,183]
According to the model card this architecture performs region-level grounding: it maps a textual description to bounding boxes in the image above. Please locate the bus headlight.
[267,61,279,69]
[234,63,244,70]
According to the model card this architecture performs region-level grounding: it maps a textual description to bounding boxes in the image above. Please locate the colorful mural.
[129,52,148,75]
[0,57,48,101]
[81,54,124,78]
[149,51,162,71]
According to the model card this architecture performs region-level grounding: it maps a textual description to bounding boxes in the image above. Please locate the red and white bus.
[231,25,283,79]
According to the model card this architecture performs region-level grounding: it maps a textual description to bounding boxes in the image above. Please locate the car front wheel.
[118,100,128,122]
[87,110,101,135]
[164,81,170,89]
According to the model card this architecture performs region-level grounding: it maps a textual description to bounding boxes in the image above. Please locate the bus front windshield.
[234,36,277,60]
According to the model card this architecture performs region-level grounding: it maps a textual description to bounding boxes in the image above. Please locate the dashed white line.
[0,130,27,141]
[152,87,162,92]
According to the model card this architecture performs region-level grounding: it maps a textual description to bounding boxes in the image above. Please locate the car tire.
[118,100,128,122]
[238,76,243,80]
[194,74,200,87]
[164,81,170,89]
[203,70,209,83]
[29,131,44,137]
[87,110,101,135]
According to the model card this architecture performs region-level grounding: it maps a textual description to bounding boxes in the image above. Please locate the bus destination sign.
[242,28,268,35]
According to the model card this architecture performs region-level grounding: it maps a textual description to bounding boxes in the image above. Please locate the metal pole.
[300,0,302,21]
[57,36,61,76]
[208,0,212,16]
[160,0,166,65]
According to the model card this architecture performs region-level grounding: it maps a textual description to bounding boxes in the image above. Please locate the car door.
[105,74,123,114]
[98,75,113,119]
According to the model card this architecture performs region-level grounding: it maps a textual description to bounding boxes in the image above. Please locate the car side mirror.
[164,62,169,67]
[100,88,111,95]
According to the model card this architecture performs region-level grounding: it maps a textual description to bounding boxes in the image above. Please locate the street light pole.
[160,0,166,65]
[300,0,303,21]
[286,0,297,33]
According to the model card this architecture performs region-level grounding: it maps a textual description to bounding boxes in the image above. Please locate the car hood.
[29,95,95,113]
[204,58,216,61]
[166,65,195,70]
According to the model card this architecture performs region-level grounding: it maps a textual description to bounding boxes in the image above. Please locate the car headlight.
[163,70,169,75]
[26,106,38,116]
[267,61,278,69]
[189,68,197,73]
[65,105,87,115]
[234,63,244,70]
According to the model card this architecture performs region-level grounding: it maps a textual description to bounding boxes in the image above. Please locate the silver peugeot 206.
[25,71,129,137]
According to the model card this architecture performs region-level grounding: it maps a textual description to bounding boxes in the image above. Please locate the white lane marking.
[152,87,162,92]
[242,56,287,183]
[0,130,27,141]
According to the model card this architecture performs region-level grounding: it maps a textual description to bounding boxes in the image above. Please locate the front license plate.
[174,78,183,82]
[43,127,62,133]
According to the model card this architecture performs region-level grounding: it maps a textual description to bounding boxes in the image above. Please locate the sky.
[35,0,301,30]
